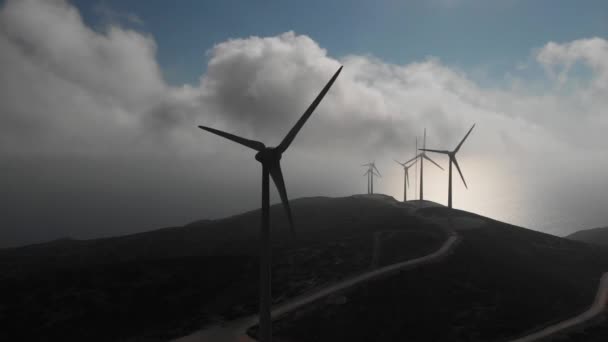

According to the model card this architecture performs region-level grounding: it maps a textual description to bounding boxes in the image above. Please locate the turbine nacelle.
[255,147,281,164]
[395,159,417,170]
[362,162,381,176]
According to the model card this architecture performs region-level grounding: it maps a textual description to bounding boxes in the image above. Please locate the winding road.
[509,272,608,342]
[172,229,460,342]
[171,203,608,342]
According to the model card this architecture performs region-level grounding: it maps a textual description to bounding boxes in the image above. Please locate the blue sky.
[71,0,608,85]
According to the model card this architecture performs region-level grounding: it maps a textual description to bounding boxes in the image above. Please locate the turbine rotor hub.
[255,147,281,164]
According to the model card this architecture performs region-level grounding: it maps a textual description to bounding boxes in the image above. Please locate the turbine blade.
[394,159,405,166]
[198,126,265,151]
[424,154,444,170]
[420,148,449,154]
[361,163,372,167]
[277,66,343,153]
[423,128,426,149]
[363,169,371,176]
[372,164,381,176]
[404,154,420,165]
[269,162,294,234]
[453,157,468,189]
[406,170,410,186]
[455,124,476,153]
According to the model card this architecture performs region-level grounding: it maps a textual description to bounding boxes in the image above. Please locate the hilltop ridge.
[2,194,608,341]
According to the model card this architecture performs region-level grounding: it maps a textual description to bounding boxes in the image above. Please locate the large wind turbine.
[394,159,417,202]
[197,66,342,342]
[421,124,475,208]
[405,129,443,200]
[362,162,381,194]
[363,166,380,194]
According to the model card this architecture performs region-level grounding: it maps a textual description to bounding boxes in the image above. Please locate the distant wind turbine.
[197,66,342,342]
[362,161,381,194]
[414,137,418,200]
[363,166,381,194]
[421,124,475,208]
[394,159,417,202]
[405,128,443,200]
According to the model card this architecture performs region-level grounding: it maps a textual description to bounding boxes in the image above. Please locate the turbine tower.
[363,166,380,194]
[362,162,381,194]
[363,168,371,194]
[405,128,443,201]
[421,124,475,208]
[394,159,417,202]
[197,66,342,342]
[414,137,418,200]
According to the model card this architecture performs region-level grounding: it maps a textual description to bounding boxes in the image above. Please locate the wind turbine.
[363,166,381,194]
[394,159,417,202]
[197,66,342,342]
[362,162,381,194]
[414,137,418,200]
[405,128,443,201]
[421,124,475,208]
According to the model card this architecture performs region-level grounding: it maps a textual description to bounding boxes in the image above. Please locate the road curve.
[509,272,608,342]
[172,231,461,342]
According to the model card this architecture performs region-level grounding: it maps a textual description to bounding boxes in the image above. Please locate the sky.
[1,0,608,247]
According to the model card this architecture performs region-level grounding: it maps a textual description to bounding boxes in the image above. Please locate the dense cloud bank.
[1,0,607,246]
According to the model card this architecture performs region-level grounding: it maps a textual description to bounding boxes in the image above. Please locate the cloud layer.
[1,0,608,247]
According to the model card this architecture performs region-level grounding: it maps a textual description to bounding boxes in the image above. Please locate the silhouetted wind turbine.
[197,66,342,342]
[394,159,417,202]
[421,124,475,208]
[363,166,381,194]
[362,162,381,194]
[414,137,418,200]
[405,128,443,200]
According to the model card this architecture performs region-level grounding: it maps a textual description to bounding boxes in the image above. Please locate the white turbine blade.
[453,157,468,189]
[420,148,449,154]
[404,154,420,165]
[423,154,444,170]
[372,164,381,176]
[198,126,265,151]
[277,66,343,153]
[423,128,427,149]
[455,123,476,153]
[269,162,295,234]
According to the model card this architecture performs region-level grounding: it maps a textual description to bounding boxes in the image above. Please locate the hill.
[0,194,443,341]
[567,226,608,246]
[2,195,608,341]
[270,207,608,342]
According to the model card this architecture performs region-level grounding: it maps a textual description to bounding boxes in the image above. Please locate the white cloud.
[1,0,608,246]
[536,37,608,89]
